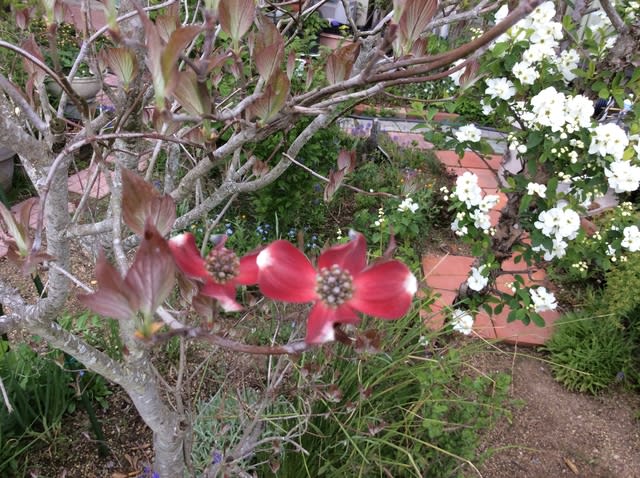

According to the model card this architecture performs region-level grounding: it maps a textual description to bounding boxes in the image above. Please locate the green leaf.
[598,87,610,99]
[530,312,545,327]
[526,131,543,150]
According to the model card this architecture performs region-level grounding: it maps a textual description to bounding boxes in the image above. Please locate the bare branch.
[599,0,629,34]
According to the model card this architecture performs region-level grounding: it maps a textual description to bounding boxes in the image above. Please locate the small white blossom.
[527,182,547,198]
[589,123,629,160]
[512,61,540,85]
[605,160,640,193]
[398,197,420,213]
[455,124,482,143]
[530,287,558,312]
[621,225,640,252]
[467,265,489,291]
[451,309,474,335]
[485,77,516,101]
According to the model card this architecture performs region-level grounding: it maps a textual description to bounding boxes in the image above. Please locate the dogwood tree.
[2,0,636,474]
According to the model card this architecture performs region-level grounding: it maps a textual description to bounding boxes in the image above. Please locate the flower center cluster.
[206,248,240,284]
[315,265,353,307]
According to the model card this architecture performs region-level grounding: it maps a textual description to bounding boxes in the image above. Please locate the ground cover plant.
[0,0,639,476]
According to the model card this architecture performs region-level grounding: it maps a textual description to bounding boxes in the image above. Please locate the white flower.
[451,309,474,335]
[530,287,558,312]
[481,99,494,115]
[467,265,488,291]
[556,49,580,82]
[478,194,500,212]
[398,197,419,213]
[589,123,629,160]
[485,77,516,101]
[494,4,509,23]
[451,219,468,237]
[621,225,640,252]
[471,209,492,231]
[564,95,594,129]
[526,182,547,198]
[533,238,568,260]
[513,61,539,85]
[530,87,567,131]
[534,205,580,240]
[454,172,483,207]
[455,124,482,143]
[605,160,640,193]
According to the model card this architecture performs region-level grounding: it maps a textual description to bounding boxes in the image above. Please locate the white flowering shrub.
[425,1,640,326]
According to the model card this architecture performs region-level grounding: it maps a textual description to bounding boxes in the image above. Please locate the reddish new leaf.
[219,0,256,44]
[251,70,290,123]
[78,252,139,321]
[101,47,138,90]
[254,20,284,81]
[399,0,437,49]
[124,224,176,317]
[132,2,166,108]
[459,59,480,89]
[173,70,210,116]
[161,25,202,86]
[286,50,295,79]
[325,42,360,84]
[122,169,176,237]
[155,13,179,43]
[323,168,346,202]
[252,158,269,177]
[337,149,356,174]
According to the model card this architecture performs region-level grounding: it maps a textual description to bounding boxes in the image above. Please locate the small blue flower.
[212,451,223,464]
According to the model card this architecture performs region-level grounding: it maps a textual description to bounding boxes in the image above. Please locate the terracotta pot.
[0,146,16,193]
[46,75,102,100]
[318,31,354,50]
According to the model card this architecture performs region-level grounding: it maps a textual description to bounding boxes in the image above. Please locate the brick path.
[383,131,560,345]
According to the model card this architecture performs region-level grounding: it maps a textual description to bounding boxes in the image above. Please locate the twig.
[599,0,630,34]
[201,193,238,255]
[283,153,398,198]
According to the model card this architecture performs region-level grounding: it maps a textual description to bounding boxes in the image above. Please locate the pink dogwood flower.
[256,232,418,344]
[168,233,258,312]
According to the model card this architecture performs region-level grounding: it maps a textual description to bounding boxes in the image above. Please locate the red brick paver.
[385,131,561,346]
[67,165,110,199]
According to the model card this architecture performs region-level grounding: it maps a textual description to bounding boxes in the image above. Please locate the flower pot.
[318,31,354,50]
[46,75,102,100]
[0,146,16,193]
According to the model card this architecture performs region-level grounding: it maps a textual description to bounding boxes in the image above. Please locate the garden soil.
[474,347,640,478]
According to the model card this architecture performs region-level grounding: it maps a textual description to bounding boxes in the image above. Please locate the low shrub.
[544,312,636,394]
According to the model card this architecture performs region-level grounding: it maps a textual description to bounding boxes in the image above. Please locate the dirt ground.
[475,347,640,478]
